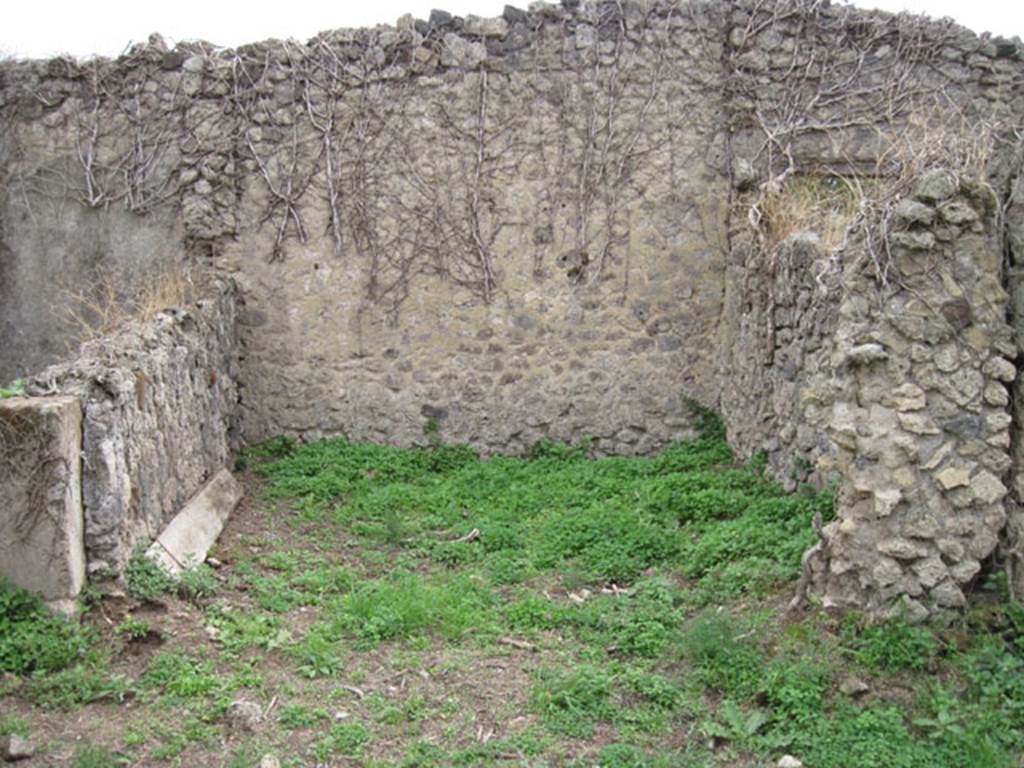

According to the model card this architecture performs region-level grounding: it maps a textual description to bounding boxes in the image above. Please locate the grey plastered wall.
[0,64,186,383]
[0,201,184,383]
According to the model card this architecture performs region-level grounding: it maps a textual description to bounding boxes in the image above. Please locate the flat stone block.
[0,396,85,610]
[146,468,242,575]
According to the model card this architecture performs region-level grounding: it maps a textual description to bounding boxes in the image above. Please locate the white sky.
[1,0,1021,60]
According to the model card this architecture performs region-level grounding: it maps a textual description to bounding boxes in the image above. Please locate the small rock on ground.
[777,757,804,768]
[226,699,263,730]
[259,755,280,768]
[1,735,36,762]
[839,676,870,696]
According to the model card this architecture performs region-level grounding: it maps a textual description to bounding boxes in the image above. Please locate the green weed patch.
[6,430,1024,766]
[0,579,91,675]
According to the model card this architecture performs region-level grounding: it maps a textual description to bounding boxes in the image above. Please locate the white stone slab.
[146,468,242,575]
[0,396,85,615]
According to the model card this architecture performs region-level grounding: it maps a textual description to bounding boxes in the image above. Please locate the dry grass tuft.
[747,97,1014,285]
[58,261,208,344]
[755,174,871,252]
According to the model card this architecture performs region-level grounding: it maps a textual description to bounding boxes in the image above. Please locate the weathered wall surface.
[710,1,1024,615]
[3,1,1019,455]
[717,0,1024,478]
[0,395,84,612]
[0,1,737,454]
[25,282,238,574]
[219,3,735,452]
[0,62,185,383]
[1005,142,1024,602]
[718,229,838,488]
[0,201,183,384]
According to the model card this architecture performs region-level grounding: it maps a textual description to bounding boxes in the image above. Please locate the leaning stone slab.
[0,396,84,615]
[146,469,242,575]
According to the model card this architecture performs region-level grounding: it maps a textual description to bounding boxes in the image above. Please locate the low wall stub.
[29,280,239,575]
[0,395,85,612]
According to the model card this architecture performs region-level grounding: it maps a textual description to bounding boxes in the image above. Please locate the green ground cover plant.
[2,424,1023,766]
[0,579,91,675]
[0,378,25,398]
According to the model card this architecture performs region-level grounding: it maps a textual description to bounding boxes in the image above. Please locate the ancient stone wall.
[710,1,1024,615]
[718,0,1024,476]
[1004,141,1024,602]
[0,1,738,453]
[25,281,238,574]
[218,2,735,452]
[2,0,1024,614]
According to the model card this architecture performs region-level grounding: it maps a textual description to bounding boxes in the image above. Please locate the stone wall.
[218,2,735,452]
[1005,141,1024,602]
[1,0,1024,614]
[718,0,1024,476]
[3,1,1020,455]
[0,1,739,454]
[25,281,239,574]
[710,0,1024,615]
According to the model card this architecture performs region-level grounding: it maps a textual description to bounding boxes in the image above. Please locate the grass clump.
[530,664,615,737]
[679,611,765,699]
[570,577,684,657]
[841,615,940,672]
[278,703,330,729]
[139,651,232,703]
[203,607,289,654]
[0,715,30,738]
[253,428,815,605]
[73,744,130,768]
[309,721,370,762]
[125,546,220,603]
[534,503,680,582]
[328,572,497,648]
[27,663,132,710]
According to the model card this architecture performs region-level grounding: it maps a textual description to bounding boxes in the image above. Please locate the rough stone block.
[914,169,957,203]
[935,466,971,490]
[146,469,242,575]
[878,538,929,560]
[898,412,940,435]
[463,15,509,38]
[970,471,1007,505]
[982,356,1016,382]
[0,396,84,612]
[880,383,926,412]
[33,282,238,575]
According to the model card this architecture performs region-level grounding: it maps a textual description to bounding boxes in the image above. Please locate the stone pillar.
[810,172,1015,620]
[0,396,85,614]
